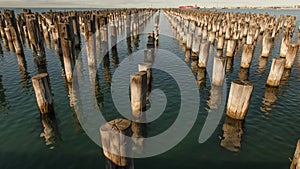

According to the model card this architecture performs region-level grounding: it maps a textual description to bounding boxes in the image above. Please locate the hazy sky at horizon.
[0,0,299,8]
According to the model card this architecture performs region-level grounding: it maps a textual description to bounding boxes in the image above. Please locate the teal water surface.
[0,8,300,169]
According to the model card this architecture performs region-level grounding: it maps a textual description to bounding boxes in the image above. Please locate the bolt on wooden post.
[226,80,254,120]
[266,58,286,87]
[32,73,54,115]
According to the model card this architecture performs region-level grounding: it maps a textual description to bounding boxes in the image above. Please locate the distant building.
[294,5,300,9]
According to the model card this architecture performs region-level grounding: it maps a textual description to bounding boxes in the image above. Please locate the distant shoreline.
[0,6,299,10]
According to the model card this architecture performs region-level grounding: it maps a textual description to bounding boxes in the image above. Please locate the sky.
[0,0,299,8]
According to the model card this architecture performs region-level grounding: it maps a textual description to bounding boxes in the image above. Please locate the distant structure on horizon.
[178,4,200,9]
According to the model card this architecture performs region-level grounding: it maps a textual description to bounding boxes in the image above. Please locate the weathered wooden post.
[4,27,12,43]
[225,26,231,40]
[202,27,208,40]
[69,15,81,48]
[100,118,133,168]
[212,57,226,86]
[86,19,97,86]
[40,18,51,47]
[226,80,254,120]
[130,71,147,114]
[246,33,254,45]
[186,33,193,50]
[240,44,255,69]
[32,73,54,115]
[198,41,209,68]
[220,116,244,152]
[59,22,75,83]
[285,43,299,69]
[100,16,109,55]
[290,140,300,169]
[7,41,15,52]
[216,49,223,57]
[191,36,200,57]
[130,71,147,153]
[23,25,29,41]
[226,39,236,57]
[25,13,45,57]
[217,35,224,50]
[280,33,291,57]
[208,31,216,44]
[52,20,61,53]
[261,36,273,57]
[138,62,152,101]
[266,58,286,87]
[8,25,23,54]
[0,19,7,44]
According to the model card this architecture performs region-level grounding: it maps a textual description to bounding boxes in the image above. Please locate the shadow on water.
[16,53,31,91]
[39,113,61,148]
[261,86,279,115]
[112,46,119,68]
[238,68,249,81]
[103,53,112,90]
[33,53,48,74]
[220,116,244,153]
[127,37,132,55]
[197,67,206,88]
[226,57,234,73]
[257,56,269,74]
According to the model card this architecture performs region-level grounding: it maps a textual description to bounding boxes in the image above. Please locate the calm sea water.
[0,8,300,169]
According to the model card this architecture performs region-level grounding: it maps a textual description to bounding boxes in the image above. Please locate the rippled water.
[0,8,300,169]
